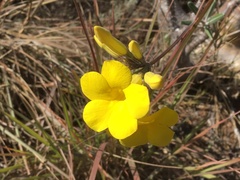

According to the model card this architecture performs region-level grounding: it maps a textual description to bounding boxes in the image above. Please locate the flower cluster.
[80,26,178,147]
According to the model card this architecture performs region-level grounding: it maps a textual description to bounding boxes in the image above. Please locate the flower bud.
[128,40,143,60]
[94,26,127,58]
[131,73,143,84]
[144,72,163,90]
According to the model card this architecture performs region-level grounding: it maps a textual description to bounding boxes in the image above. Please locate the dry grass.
[0,0,240,179]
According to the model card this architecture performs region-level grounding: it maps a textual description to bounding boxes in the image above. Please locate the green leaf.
[205,0,217,19]
[206,13,224,25]
[184,166,196,171]
[200,174,217,179]
[4,112,49,146]
[187,2,198,14]
[204,27,213,39]
[0,164,22,173]
[181,20,192,25]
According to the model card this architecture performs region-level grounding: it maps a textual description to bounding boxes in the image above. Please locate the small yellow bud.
[131,73,143,84]
[128,40,143,60]
[94,26,127,58]
[144,72,163,90]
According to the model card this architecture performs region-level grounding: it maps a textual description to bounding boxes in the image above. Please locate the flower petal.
[80,72,114,100]
[128,40,143,60]
[119,124,148,147]
[83,100,113,132]
[147,123,175,146]
[94,26,127,58]
[123,84,149,119]
[108,101,138,139]
[101,60,131,89]
[152,107,178,126]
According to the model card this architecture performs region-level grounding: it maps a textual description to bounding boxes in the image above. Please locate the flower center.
[110,88,126,101]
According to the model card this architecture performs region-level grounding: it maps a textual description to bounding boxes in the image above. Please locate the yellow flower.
[94,26,128,58]
[144,72,163,90]
[120,107,178,147]
[128,40,143,60]
[80,60,150,139]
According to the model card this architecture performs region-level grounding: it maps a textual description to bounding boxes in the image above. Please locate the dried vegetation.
[0,0,240,179]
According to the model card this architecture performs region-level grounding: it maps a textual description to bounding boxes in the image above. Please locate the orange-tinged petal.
[108,101,138,139]
[94,26,127,58]
[128,40,143,60]
[152,107,178,126]
[147,123,175,146]
[121,107,178,147]
[124,84,149,119]
[80,72,113,100]
[120,122,175,147]
[144,72,163,90]
[101,60,131,89]
[83,100,114,132]
[139,107,178,126]
[119,124,148,147]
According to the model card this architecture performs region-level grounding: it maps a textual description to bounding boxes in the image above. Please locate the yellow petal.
[123,84,149,119]
[131,73,143,84]
[94,26,127,58]
[147,123,175,146]
[108,101,138,139]
[153,107,178,126]
[101,60,131,89]
[119,124,148,147]
[128,40,143,60]
[83,100,114,132]
[144,72,163,90]
[80,72,113,100]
